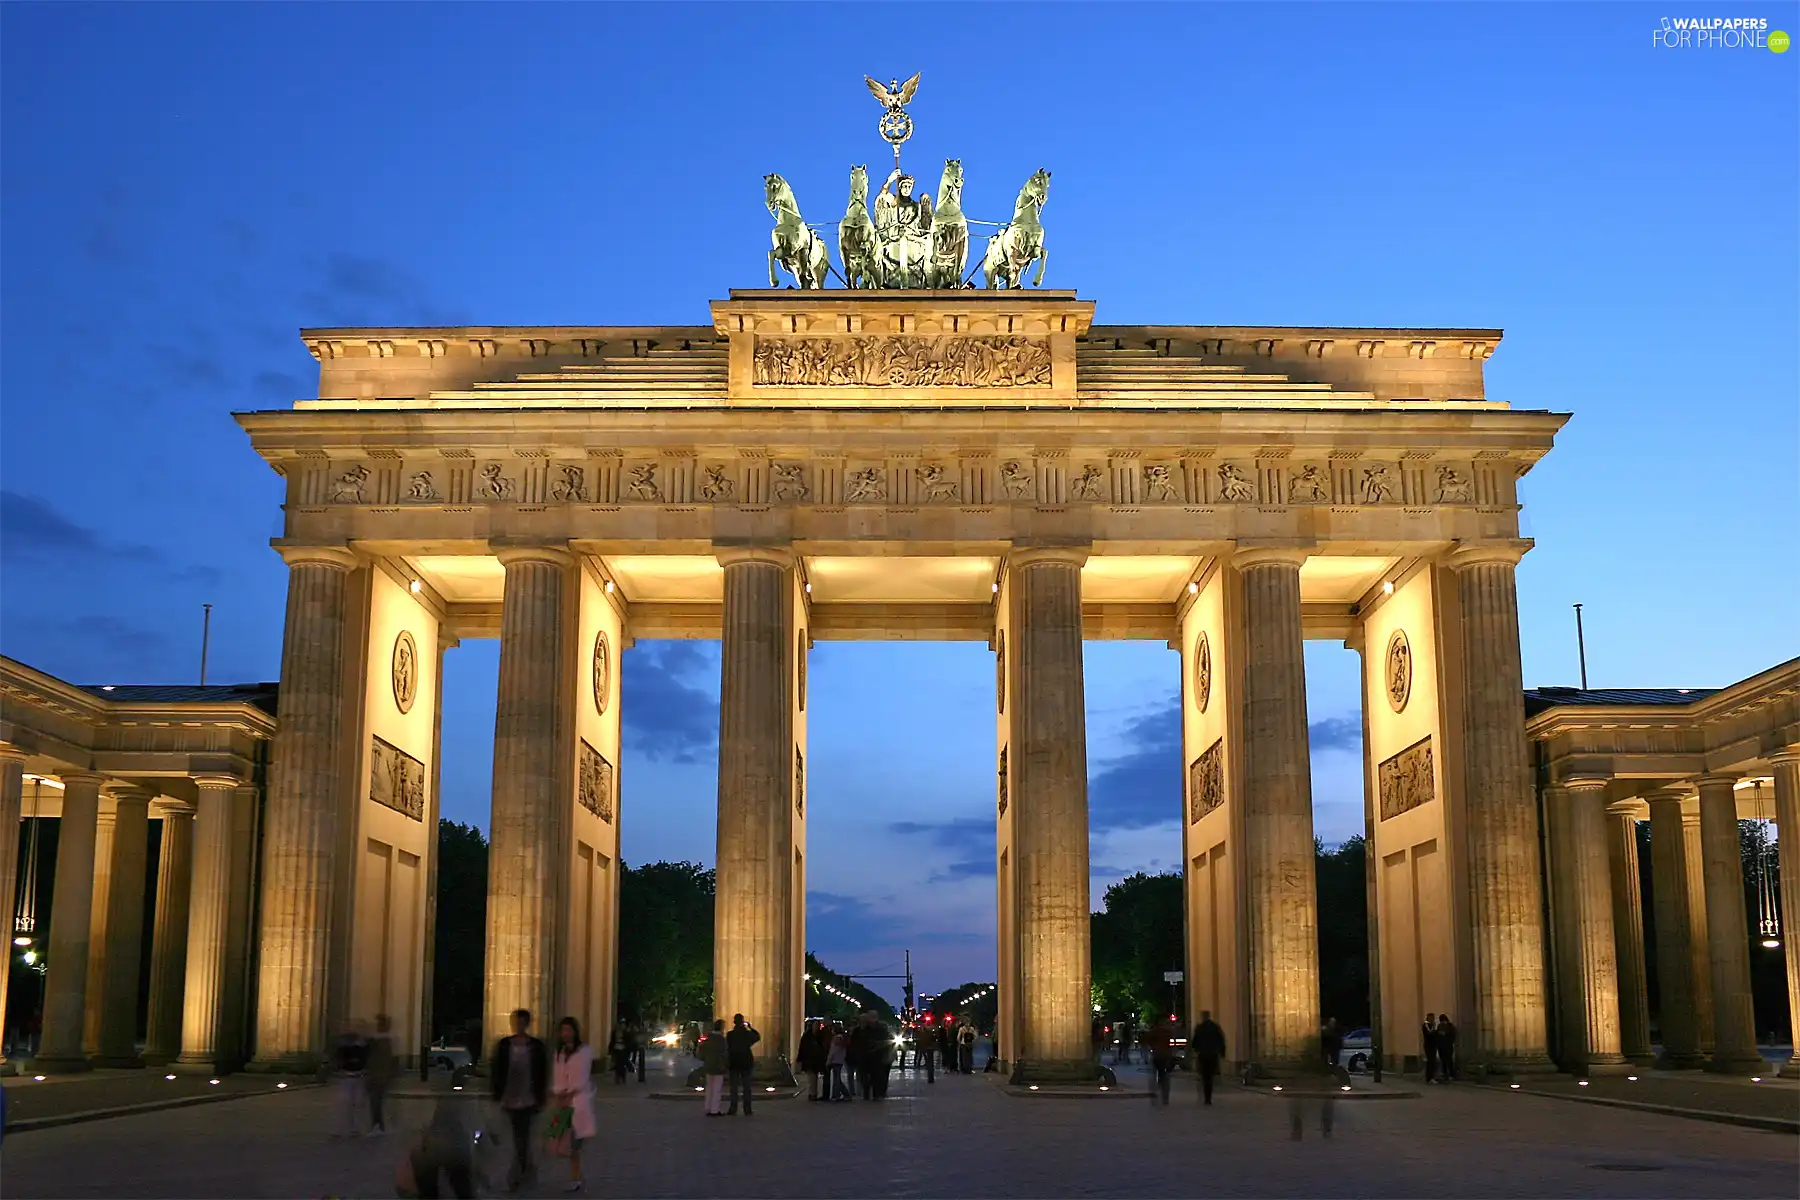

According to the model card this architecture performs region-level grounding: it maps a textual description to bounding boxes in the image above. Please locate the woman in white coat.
[551,1017,597,1193]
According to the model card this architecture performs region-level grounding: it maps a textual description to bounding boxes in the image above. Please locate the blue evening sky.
[3,3,1795,1000]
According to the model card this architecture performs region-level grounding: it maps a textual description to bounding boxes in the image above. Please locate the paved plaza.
[3,1063,1795,1199]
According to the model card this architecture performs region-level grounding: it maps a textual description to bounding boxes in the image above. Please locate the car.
[429,1041,473,1073]
[1340,1027,1373,1073]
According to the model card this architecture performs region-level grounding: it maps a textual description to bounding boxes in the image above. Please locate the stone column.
[1234,547,1320,1072]
[81,795,117,1056]
[142,803,195,1065]
[1646,789,1703,1067]
[1605,804,1653,1064]
[1561,779,1628,1073]
[1771,749,1800,1075]
[35,771,105,1072]
[484,546,574,1043]
[713,547,797,1079]
[0,746,24,1070]
[1696,774,1761,1073]
[218,783,261,1071]
[177,777,241,1072]
[1008,547,1094,1080]
[1681,807,1715,1052]
[252,545,358,1071]
[1447,543,1554,1073]
[93,786,152,1067]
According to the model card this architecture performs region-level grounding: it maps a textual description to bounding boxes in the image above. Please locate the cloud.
[1088,699,1182,833]
[1309,715,1362,754]
[0,491,221,588]
[622,641,719,765]
[0,614,176,681]
[889,817,994,883]
[300,254,465,327]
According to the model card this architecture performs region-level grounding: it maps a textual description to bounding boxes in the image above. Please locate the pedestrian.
[1436,1014,1458,1082]
[1421,1013,1439,1083]
[916,1024,935,1083]
[404,1091,476,1199]
[877,1016,897,1098]
[797,1021,825,1101]
[724,1013,760,1115]
[1115,1019,1133,1067]
[1190,1010,1226,1106]
[367,1012,397,1136]
[489,1008,549,1192]
[1287,1030,1337,1141]
[938,1023,956,1073]
[630,1019,647,1084]
[957,1020,976,1074]
[608,1024,630,1084]
[1320,1017,1343,1073]
[826,1025,850,1100]
[1149,1018,1177,1106]
[701,1019,729,1116]
[332,1021,370,1138]
[548,1017,595,1194]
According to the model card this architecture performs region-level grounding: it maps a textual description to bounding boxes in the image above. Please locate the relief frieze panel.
[580,739,615,822]
[370,735,426,821]
[1378,736,1434,821]
[1189,738,1224,823]
[753,335,1053,388]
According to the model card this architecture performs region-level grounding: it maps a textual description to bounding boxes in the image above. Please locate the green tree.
[1090,872,1184,1023]
[617,860,715,1024]
[432,820,488,1040]
[803,952,897,1021]
[1315,836,1370,1027]
[927,981,997,1032]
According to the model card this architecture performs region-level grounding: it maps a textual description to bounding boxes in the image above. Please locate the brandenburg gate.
[233,283,1567,1081]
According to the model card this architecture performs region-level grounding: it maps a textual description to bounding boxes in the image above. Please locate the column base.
[27,1056,94,1075]
[1704,1052,1768,1076]
[1655,1049,1706,1070]
[1573,1055,1633,1077]
[753,1058,797,1088]
[1007,1057,1107,1085]
[1781,1055,1800,1079]
[1474,1053,1560,1080]
[172,1056,230,1076]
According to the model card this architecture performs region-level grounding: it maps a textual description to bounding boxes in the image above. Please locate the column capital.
[1446,538,1535,569]
[1768,745,1800,766]
[154,798,197,816]
[1231,543,1311,571]
[0,743,27,765]
[1563,775,1611,795]
[492,542,573,569]
[1008,544,1088,570]
[1694,773,1741,790]
[273,543,359,571]
[1643,785,1690,807]
[714,543,795,569]
[1605,799,1645,817]
[192,774,243,792]
[57,769,108,789]
[105,783,155,808]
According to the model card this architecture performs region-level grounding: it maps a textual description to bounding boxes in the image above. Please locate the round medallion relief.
[1386,629,1413,713]
[996,630,1007,715]
[797,629,808,712]
[391,630,418,715]
[1193,632,1212,713]
[592,630,612,716]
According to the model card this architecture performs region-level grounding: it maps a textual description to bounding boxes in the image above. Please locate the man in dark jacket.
[1149,1019,1178,1105]
[489,1009,549,1189]
[797,1022,827,1100]
[1435,1014,1458,1081]
[724,1013,761,1115]
[1421,1013,1439,1083]
[1190,1010,1226,1106]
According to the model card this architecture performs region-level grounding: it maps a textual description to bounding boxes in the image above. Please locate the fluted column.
[93,786,152,1066]
[81,795,117,1056]
[36,771,105,1072]
[177,777,240,1071]
[1009,546,1093,1080]
[252,545,357,1070]
[1605,805,1653,1064]
[1696,774,1761,1073]
[1646,789,1703,1067]
[484,545,574,1044]
[713,547,796,1078]
[0,746,24,1070]
[1561,779,1628,1073]
[1771,750,1800,1075]
[143,803,195,1065]
[1447,543,1553,1073]
[1235,547,1320,1072]
[217,783,260,1071]
[1682,807,1715,1051]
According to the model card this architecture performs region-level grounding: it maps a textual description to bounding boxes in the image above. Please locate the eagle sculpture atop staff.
[865,73,921,169]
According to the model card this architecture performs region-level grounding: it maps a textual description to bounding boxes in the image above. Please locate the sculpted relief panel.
[1378,736,1434,821]
[753,335,1052,388]
[370,736,426,821]
[1188,738,1224,824]
[580,739,615,823]
[311,454,1490,510]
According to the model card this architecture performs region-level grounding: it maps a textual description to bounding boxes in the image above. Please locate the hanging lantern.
[1755,816,1781,950]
